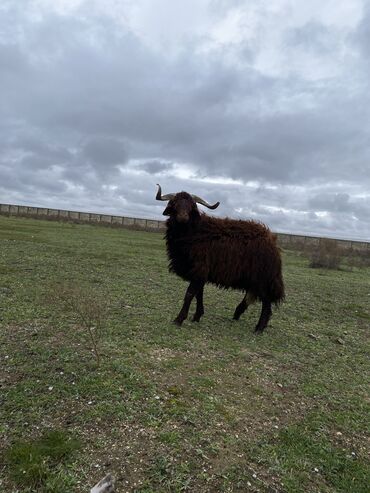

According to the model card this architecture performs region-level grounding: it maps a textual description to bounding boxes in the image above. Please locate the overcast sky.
[1,0,370,240]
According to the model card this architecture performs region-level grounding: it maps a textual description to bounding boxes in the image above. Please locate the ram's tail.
[270,271,285,304]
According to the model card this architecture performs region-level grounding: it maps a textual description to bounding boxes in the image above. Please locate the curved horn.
[191,194,220,210]
[156,184,176,201]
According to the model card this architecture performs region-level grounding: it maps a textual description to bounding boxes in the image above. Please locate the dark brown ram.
[156,184,285,332]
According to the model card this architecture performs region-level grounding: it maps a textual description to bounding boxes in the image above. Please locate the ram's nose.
[176,213,189,223]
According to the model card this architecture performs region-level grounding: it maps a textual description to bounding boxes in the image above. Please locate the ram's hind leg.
[233,292,256,320]
[174,281,203,326]
[192,283,205,322]
[255,299,272,333]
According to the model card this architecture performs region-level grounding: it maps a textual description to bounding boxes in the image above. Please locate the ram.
[156,184,285,332]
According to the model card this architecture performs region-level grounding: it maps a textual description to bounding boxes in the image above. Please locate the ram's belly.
[206,241,248,287]
[207,271,247,290]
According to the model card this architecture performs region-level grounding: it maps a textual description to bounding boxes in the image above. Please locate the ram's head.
[156,184,219,223]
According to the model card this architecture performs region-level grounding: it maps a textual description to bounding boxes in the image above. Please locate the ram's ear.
[163,205,172,216]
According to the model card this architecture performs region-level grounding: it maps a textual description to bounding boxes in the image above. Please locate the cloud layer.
[1,0,369,239]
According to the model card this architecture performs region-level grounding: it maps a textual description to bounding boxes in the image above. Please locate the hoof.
[173,318,183,326]
[254,326,265,334]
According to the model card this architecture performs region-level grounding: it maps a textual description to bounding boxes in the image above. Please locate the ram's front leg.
[192,283,205,322]
[174,281,202,326]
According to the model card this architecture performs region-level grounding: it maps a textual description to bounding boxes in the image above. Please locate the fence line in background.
[0,203,165,232]
[0,203,369,252]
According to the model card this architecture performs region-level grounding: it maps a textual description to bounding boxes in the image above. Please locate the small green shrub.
[49,282,108,366]
[309,239,342,270]
[346,249,370,269]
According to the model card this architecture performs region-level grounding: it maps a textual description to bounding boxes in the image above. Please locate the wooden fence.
[0,203,369,252]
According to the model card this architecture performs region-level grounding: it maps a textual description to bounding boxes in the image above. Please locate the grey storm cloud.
[308,193,351,213]
[82,137,128,166]
[354,5,370,59]
[284,21,335,54]
[0,0,369,240]
[138,160,174,174]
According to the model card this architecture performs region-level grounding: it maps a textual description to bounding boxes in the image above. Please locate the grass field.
[0,215,369,493]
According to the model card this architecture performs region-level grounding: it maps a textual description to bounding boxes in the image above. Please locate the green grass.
[4,430,80,492]
[0,215,369,492]
[259,415,370,493]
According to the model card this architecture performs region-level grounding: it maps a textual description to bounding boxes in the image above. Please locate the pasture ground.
[0,215,369,493]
